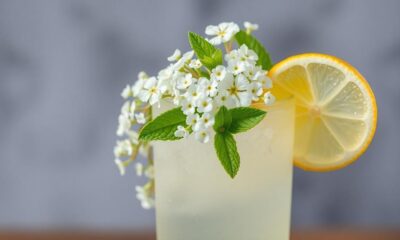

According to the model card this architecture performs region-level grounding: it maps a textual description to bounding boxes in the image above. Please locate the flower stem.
[137,104,151,112]
[184,65,200,78]
[224,41,233,53]
[128,142,142,162]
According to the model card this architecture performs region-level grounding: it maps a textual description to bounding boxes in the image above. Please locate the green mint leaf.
[188,32,223,70]
[235,30,273,70]
[201,56,216,67]
[199,69,210,78]
[214,132,240,178]
[188,32,214,58]
[139,107,186,141]
[211,48,223,66]
[213,106,232,133]
[229,107,267,134]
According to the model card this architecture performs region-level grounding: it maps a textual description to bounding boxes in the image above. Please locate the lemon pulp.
[269,53,377,171]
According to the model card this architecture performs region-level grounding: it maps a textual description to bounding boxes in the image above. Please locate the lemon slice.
[269,53,377,171]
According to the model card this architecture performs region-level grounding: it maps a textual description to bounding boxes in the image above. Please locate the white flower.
[167,49,181,62]
[199,77,218,97]
[176,73,193,90]
[195,129,210,143]
[205,22,240,45]
[196,97,213,113]
[193,120,205,132]
[135,113,146,124]
[144,165,155,178]
[135,185,155,209]
[174,125,189,138]
[228,60,246,75]
[184,84,204,103]
[181,99,196,115]
[190,77,199,84]
[157,65,175,94]
[215,90,237,108]
[132,71,148,97]
[192,113,214,132]
[173,50,194,70]
[114,139,133,158]
[199,113,215,129]
[135,162,144,176]
[140,198,154,209]
[121,101,135,119]
[244,65,262,81]
[121,85,133,99]
[186,113,200,127]
[220,73,252,107]
[138,77,165,105]
[210,65,227,82]
[244,21,259,33]
[116,113,131,136]
[114,158,128,176]
[263,91,276,106]
[188,59,202,69]
[225,50,239,64]
[258,74,273,89]
[121,101,130,114]
[173,90,185,105]
[248,82,263,101]
[237,44,258,66]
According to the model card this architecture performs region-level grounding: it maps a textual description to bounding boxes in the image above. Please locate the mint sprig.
[188,32,223,70]
[235,30,273,70]
[213,106,267,178]
[229,107,267,133]
[215,132,240,178]
[138,30,270,178]
[213,106,232,133]
[139,107,187,141]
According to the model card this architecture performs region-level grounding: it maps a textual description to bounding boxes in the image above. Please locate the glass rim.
[159,96,295,110]
[251,96,295,111]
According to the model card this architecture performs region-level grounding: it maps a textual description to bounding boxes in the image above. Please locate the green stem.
[147,145,154,165]
[146,105,154,165]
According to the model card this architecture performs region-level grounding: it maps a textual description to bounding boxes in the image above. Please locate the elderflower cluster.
[114,21,275,209]
[113,72,156,209]
[170,44,274,143]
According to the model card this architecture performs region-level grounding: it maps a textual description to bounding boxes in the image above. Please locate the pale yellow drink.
[153,98,295,240]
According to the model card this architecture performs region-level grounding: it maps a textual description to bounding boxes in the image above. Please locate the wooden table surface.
[0,230,399,240]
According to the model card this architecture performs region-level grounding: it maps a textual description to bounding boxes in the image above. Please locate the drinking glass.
[153,98,295,240]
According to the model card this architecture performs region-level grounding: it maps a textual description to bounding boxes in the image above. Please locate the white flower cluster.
[114,21,275,209]
[170,44,274,143]
[134,161,155,209]
[114,72,156,209]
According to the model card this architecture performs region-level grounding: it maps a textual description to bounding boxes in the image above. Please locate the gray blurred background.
[0,0,399,231]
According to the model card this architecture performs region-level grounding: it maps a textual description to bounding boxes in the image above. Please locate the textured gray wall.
[0,0,399,230]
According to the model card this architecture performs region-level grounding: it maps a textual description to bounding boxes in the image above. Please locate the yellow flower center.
[228,86,238,95]
[149,87,157,94]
